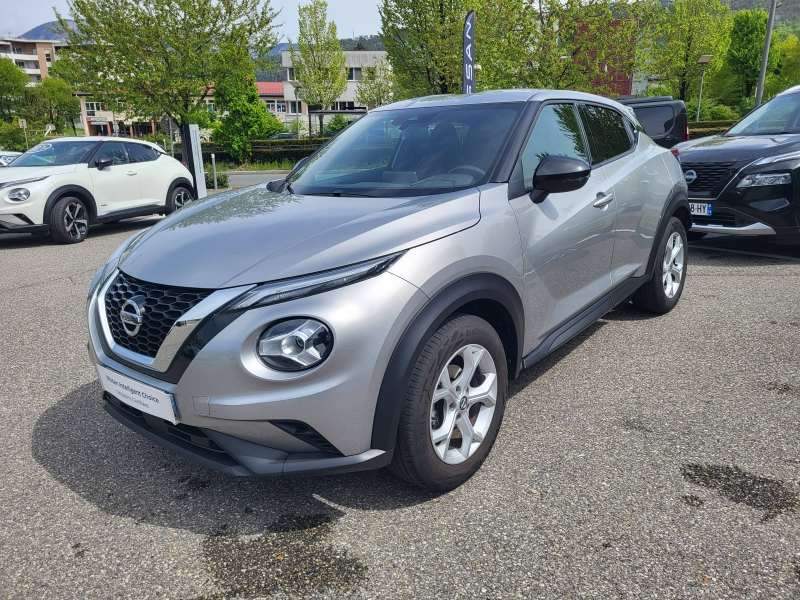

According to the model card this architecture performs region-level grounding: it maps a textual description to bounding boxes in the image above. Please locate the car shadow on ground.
[0,217,162,249]
[31,380,438,538]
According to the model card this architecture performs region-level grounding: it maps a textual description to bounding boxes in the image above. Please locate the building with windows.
[0,36,63,84]
[281,50,387,115]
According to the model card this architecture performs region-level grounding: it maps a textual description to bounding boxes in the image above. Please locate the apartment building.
[0,37,62,84]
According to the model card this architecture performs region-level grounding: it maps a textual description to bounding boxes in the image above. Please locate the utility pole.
[754,0,779,107]
[696,55,713,122]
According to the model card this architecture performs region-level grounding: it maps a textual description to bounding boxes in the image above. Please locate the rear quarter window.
[125,143,159,163]
[634,106,675,137]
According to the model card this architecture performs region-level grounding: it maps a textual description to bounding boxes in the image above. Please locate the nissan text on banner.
[462,10,475,95]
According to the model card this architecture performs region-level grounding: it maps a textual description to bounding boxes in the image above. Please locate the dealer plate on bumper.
[96,364,178,424]
[690,202,712,216]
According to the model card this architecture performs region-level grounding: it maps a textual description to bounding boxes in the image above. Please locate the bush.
[0,118,31,151]
[709,104,735,120]
[324,114,349,137]
[205,169,229,189]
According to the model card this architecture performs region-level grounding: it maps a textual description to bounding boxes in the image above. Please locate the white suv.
[0,137,195,243]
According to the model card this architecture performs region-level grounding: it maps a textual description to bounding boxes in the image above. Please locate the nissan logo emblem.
[120,296,146,337]
[684,170,697,184]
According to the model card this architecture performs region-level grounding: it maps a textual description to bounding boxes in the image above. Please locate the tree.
[289,0,347,132]
[356,59,396,108]
[212,78,283,162]
[55,0,279,128]
[648,0,732,101]
[727,9,779,98]
[25,78,82,135]
[765,35,800,98]
[0,60,29,122]
[380,0,659,97]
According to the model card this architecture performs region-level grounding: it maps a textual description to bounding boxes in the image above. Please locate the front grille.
[683,162,736,193]
[105,271,212,358]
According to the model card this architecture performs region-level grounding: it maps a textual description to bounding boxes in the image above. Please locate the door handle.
[127,171,136,176]
[593,193,614,209]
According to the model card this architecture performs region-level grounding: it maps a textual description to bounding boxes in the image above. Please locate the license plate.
[690,202,712,216]
[96,364,178,424]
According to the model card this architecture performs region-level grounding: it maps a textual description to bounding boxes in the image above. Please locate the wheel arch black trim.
[167,177,195,201]
[645,183,690,280]
[370,272,524,453]
[43,185,98,224]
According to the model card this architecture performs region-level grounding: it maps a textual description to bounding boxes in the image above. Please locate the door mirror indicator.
[529,155,591,204]
[96,156,114,169]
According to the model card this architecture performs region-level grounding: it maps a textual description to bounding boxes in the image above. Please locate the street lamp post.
[754,0,779,107]
[696,55,713,122]
[290,80,302,138]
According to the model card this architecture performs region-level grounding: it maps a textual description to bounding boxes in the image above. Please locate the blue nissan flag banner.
[462,10,475,94]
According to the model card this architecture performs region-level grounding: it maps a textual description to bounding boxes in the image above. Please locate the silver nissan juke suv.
[87,90,689,491]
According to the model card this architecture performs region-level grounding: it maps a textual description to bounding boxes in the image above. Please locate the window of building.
[289,101,301,114]
[287,67,296,81]
[348,68,362,81]
[205,100,215,112]
[45,52,51,61]
[15,61,24,68]
[85,102,103,116]
[276,101,286,112]
[334,101,357,111]
[13,47,23,54]
[32,61,39,69]
[578,104,633,165]
[520,103,589,189]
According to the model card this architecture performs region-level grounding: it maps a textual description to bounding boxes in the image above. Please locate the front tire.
[49,196,89,244]
[165,185,193,215]
[632,216,687,314]
[390,315,507,491]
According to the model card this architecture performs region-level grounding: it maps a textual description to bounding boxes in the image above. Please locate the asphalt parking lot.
[1,221,799,599]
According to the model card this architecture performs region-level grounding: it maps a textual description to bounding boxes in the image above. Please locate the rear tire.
[632,216,687,314]
[390,314,507,491]
[165,185,193,215]
[49,196,89,244]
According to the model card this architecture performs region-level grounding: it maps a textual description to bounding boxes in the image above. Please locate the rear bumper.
[104,393,391,477]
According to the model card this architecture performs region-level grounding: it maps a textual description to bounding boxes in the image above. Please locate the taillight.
[670,148,680,158]
[684,121,690,141]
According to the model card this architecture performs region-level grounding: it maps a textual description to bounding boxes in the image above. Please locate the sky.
[1,0,382,41]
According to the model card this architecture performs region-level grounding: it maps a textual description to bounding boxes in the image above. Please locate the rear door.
[509,102,616,351]
[579,104,674,290]
[89,141,142,215]
[125,142,168,208]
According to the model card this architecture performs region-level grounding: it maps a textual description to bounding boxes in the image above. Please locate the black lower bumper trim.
[103,394,391,478]
[0,221,49,234]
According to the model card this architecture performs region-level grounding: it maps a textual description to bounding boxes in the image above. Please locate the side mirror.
[530,155,591,204]
[266,178,285,192]
[96,156,114,169]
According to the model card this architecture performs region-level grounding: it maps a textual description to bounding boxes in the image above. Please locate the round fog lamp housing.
[7,188,30,202]
[257,318,333,371]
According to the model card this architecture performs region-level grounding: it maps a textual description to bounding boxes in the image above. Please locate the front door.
[89,141,142,216]
[509,102,617,354]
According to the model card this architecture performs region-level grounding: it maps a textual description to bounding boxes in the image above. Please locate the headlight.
[737,173,792,188]
[0,176,48,190]
[7,188,30,201]
[257,318,333,371]
[223,251,404,313]
[87,229,150,301]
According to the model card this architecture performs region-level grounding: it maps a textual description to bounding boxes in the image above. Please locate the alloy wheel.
[174,188,191,209]
[662,231,685,299]
[429,343,497,465]
[63,201,88,240]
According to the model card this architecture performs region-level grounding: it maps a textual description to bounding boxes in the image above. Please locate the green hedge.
[688,119,736,139]
[175,137,331,166]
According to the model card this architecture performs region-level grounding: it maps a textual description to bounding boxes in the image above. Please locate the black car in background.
[675,85,800,242]
[621,97,689,149]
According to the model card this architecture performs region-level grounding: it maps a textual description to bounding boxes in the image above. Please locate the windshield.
[286,103,523,197]
[12,140,98,167]
[727,92,800,136]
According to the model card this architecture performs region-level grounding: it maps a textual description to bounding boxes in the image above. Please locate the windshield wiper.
[285,182,295,194]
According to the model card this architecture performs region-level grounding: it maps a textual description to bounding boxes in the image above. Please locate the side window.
[95,141,128,166]
[578,105,633,165]
[125,143,158,163]
[520,103,589,189]
[634,106,674,137]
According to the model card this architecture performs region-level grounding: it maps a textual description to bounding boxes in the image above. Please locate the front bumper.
[87,268,428,478]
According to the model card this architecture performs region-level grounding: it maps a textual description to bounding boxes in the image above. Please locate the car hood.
[676,134,800,164]
[0,164,78,182]
[119,185,482,288]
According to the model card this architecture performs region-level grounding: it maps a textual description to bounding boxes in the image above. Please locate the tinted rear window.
[635,106,674,136]
[125,143,159,163]
[579,105,633,164]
